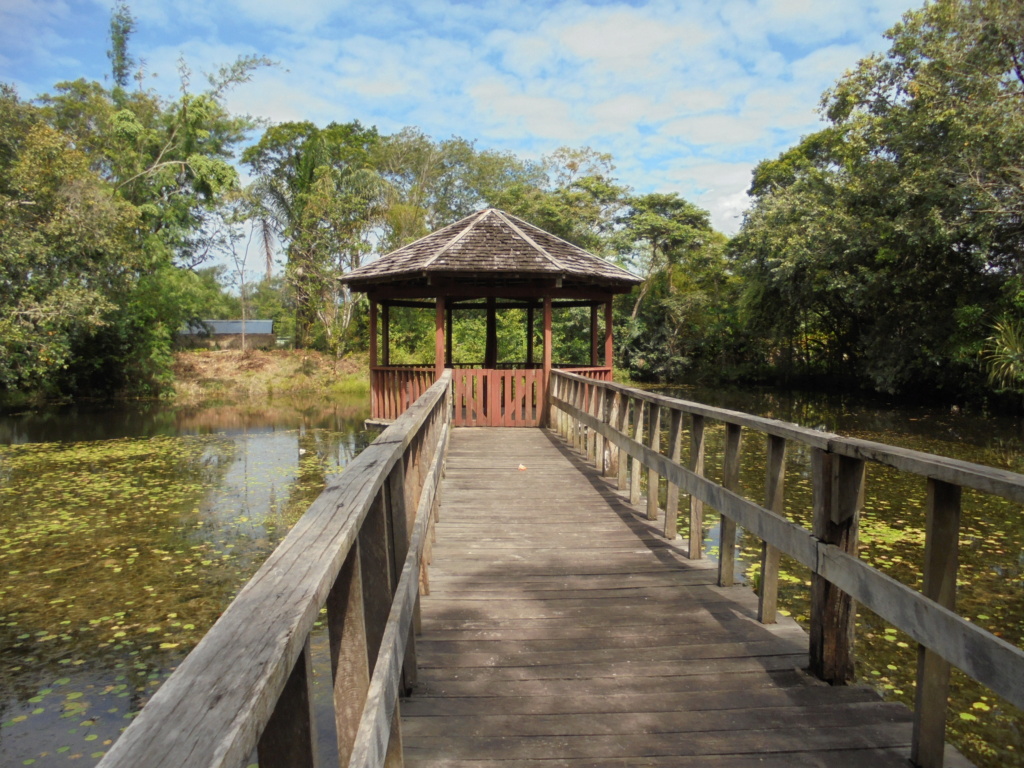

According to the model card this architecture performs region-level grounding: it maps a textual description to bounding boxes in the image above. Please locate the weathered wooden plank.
[718,423,742,588]
[912,479,962,768]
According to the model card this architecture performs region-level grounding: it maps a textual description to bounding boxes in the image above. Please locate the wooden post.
[445,306,453,368]
[604,299,614,369]
[435,296,445,379]
[616,394,629,491]
[646,403,661,522]
[607,391,621,478]
[328,542,370,767]
[630,398,645,505]
[911,479,962,768]
[664,408,683,541]
[386,461,416,695]
[382,303,391,366]
[590,304,599,367]
[591,385,604,470]
[718,424,742,587]
[526,305,535,366]
[542,297,552,426]
[759,435,785,624]
[689,414,706,559]
[369,301,378,368]
[257,639,317,768]
[485,297,497,370]
[809,450,864,684]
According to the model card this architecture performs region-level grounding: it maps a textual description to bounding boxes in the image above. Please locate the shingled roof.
[342,208,641,292]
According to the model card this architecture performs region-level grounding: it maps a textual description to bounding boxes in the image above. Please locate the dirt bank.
[171,349,368,406]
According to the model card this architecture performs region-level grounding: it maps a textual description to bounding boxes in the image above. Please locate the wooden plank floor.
[402,428,963,767]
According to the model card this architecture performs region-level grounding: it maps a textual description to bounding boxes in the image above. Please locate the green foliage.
[0,10,268,401]
[733,0,1023,395]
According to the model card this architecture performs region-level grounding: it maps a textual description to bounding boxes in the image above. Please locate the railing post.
[257,638,317,768]
[809,450,863,684]
[911,479,962,768]
[664,408,683,541]
[387,460,417,694]
[758,435,785,624]
[593,385,605,471]
[587,382,598,463]
[718,424,742,587]
[646,403,662,522]
[616,395,629,491]
[608,391,621,478]
[328,541,370,767]
[689,414,706,559]
[630,398,645,506]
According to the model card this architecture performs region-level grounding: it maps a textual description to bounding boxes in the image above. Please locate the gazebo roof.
[342,208,641,294]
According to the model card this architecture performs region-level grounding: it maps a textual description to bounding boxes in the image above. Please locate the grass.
[171,349,369,407]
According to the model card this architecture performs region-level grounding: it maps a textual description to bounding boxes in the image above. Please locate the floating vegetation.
[0,406,371,768]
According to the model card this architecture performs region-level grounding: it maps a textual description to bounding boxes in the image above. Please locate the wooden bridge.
[96,370,1024,768]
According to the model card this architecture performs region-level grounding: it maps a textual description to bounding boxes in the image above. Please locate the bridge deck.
[401,428,948,767]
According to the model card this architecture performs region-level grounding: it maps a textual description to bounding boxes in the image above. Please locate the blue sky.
[1,0,912,234]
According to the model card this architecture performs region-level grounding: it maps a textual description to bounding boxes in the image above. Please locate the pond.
[1,385,1021,767]
[0,397,374,767]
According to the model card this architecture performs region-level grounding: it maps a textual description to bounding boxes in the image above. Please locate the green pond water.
[1,387,1022,766]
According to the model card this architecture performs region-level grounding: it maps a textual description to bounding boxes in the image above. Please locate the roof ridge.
[491,209,564,271]
[421,209,489,269]
[499,209,639,280]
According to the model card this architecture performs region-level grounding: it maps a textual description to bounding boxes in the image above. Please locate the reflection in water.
[0,397,372,767]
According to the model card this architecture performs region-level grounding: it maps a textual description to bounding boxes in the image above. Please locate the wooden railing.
[371,366,435,421]
[98,371,453,768]
[550,370,1024,768]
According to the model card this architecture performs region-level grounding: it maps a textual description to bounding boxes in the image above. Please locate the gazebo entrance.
[343,209,641,426]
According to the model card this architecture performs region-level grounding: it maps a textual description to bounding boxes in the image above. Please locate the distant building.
[178,320,276,350]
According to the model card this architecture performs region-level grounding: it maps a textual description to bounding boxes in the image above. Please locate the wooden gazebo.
[343,208,641,427]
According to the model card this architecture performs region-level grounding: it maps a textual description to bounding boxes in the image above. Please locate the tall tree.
[106,1,136,89]
[243,121,383,351]
[734,0,1022,394]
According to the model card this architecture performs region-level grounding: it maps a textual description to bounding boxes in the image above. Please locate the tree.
[107,1,136,90]
[733,0,1022,394]
[243,121,383,352]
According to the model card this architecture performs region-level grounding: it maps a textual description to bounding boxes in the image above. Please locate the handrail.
[550,370,1024,768]
[97,370,453,768]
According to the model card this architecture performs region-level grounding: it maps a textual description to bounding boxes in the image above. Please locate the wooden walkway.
[402,428,950,767]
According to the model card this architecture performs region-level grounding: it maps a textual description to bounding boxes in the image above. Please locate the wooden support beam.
[759,435,786,624]
[646,403,662,522]
[526,305,535,366]
[369,302,378,368]
[809,450,863,684]
[604,299,614,368]
[328,542,370,767]
[664,408,683,541]
[689,414,706,559]
[590,304,599,367]
[630,398,645,506]
[435,296,445,378]
[911,479,962,768]
[257,638,316,768]
[445,306,453,367]
[485,297,497,370]
[718,424,742,587]
[382,304,391,366]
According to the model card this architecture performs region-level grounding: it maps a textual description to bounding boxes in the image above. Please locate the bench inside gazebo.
[342,208,642,427]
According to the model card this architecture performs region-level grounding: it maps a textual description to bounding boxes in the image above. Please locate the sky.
[0,0,913,235]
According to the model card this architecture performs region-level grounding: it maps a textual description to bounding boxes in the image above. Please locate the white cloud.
[1,0,911,235]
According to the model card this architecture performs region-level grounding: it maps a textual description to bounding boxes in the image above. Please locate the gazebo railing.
[370,365,611,422]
